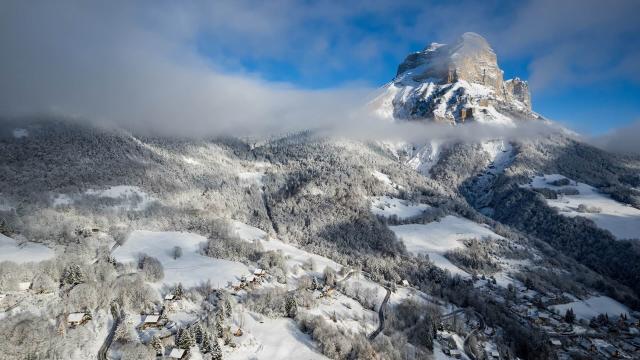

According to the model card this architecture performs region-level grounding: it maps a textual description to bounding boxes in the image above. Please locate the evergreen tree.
[175,283,184,299]
[311,276,320,291]
[177,328,196,349]
[285,293,298,318]
[150,335,164,356]
[62,264,84,285]
[216,317,224,338]
[0,217,10,236]
[224,297,232,318]
[192,323,204,344]
[201,330,222,359]
[564,308,576,324]
[114,314,134,343]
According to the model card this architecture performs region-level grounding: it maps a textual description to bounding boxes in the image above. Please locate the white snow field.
[524,174,640,240]
[227,314,327,360]
[550,296,630,321]
[113,231,250,288]
[370,196,431,219]
[390,215,502,277]
[0,234,54,263]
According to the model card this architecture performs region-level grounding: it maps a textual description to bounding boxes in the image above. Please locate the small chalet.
[67,312,91,327]
[18,282,31,291]
[168,348,187,359]
[401,279,410,287]
[490,350,500,359]
[549,339,562,347]
[254,268,266,277]
[164,294,176,301]
[141,314,161,329]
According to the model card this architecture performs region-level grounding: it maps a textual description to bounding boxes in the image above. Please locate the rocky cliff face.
[373,32,536,124]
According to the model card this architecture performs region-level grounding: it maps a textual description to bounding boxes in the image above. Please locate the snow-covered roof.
[164,294,175,300]
[550,339,562,346]
[67,312,86,323]
[254,268,264,275]
[18,282,31,291]
[143,315,160,323]
[169,348,186,358]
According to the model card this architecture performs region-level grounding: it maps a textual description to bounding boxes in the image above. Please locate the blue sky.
[2,0,639,137]
[192,0,640,135]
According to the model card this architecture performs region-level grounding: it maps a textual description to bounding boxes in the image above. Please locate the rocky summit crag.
[373,32,538,124]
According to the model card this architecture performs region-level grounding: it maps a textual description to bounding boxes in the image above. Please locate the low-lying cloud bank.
[590,120,640,155]
[0,1,595,145]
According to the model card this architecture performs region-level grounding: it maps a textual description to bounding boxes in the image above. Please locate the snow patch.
[0,234,54,263]
[370,196,431,219]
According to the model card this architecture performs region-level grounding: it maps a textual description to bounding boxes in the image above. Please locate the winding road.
[368,287,391,340]
[97,305,121,360]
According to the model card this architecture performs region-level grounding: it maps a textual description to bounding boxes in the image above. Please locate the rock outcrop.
[374,32,537,124]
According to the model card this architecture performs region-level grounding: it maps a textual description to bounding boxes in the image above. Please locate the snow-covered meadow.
[550,296,630,321]
[389,215,503,277]
[113,230,251,288]
[524,174,640,240]
[0,234,54,263]
[370,196,431,219]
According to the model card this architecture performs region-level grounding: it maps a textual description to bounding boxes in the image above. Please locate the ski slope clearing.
[113,231,250,288]
[370,196,431,219]
[550,296,630,321]
[227,314,327,360]
[524,174,640,240]
[0,234,54,263]
[390,216,502,277]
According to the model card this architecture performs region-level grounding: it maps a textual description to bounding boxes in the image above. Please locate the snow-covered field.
[113,231,250,288]
[0,234,54,263]
[524,174,640,240]
[370,196,430,219]
[390,216,502,278]
[550,296,630,321]
[226,314,327,360]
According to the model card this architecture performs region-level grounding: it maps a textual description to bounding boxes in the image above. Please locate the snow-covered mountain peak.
[373,33,538,124]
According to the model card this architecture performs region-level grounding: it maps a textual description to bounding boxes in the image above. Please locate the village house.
[550,338,562,347]
[140,314,162,329]
[254,268,266,277]
[18,281,31,291]
[168,347,188,359]
[164,294,176,301]
[67,312,91,327]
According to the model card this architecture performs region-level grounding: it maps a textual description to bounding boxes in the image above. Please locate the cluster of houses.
[230,268,267,291]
